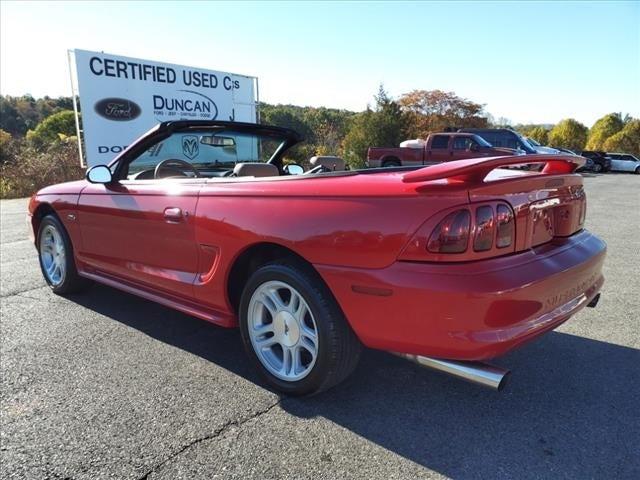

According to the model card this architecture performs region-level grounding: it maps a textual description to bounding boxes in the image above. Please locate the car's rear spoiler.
[402,154,585,184]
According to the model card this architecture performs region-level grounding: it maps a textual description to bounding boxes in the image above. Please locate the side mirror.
[469,143,480,152]
[285,164,304,175]
[86,165,113,184]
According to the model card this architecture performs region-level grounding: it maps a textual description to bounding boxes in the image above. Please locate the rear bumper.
[316,230,606,361]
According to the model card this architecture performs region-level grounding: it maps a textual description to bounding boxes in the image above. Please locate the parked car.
[549,148,594,172]
[580,151,612,173]
[458,128,538,154]
[366,132,515,168]
[525,137,561,154]
[606,153,640,174]
[554,147,579,155]
[28,120,605,395]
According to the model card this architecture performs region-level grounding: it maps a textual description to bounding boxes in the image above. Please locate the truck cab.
[367,133,514,168]
[458,128,538,154]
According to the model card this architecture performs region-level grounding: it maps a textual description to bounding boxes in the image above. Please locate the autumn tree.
[548,119,588,151]
[603,119,640,156]
[399,89,487,136]
[586,113,625,150]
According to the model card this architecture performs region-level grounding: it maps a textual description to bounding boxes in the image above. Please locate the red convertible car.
[28,121,605,395]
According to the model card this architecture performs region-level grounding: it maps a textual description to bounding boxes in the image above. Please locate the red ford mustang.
[28,121,606,395]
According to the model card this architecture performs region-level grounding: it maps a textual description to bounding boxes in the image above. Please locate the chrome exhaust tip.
[392,353,510,391]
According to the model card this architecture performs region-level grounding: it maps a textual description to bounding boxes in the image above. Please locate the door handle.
[164,207,183,221]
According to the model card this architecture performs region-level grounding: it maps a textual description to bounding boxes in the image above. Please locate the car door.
[77,181,201,298]
[608,154,624,171]
[427,135,451,162]
[451,136,485,160]
[75,131,211,298]
[622,155,640,172]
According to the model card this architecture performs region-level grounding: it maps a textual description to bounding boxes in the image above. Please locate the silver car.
[606,153,640,174]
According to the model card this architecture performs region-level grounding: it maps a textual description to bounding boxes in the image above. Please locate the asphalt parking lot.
[1,174,639,480]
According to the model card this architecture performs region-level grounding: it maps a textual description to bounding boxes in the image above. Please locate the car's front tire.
[239,260,361,396]
[37,214,90,294]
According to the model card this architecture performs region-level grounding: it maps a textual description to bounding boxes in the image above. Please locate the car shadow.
[69,284,639,479]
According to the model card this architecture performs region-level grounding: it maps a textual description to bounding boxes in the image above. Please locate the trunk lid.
[402,154,587,252]
[468,171,586,252]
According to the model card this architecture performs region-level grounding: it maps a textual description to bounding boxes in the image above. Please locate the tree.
[399,89,487,136]
[259,102,355,165]
[26,110,77,148]
[603,119,640,156]
[342,86,410,168]
[527,126,549,145]
[0,95,75,136]
[586,113,625,150]
[548,119,588,151]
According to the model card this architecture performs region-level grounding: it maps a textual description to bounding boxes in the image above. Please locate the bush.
[0,139,84,199]
[26,110,77,149]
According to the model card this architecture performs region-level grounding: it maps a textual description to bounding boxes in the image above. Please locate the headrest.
[310,156,345,171]
[233,162,279,177]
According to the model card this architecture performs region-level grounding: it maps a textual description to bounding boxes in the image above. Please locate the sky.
[1,1,638,127]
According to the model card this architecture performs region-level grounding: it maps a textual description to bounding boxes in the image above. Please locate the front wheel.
[592,163,603,173]
[239,261,361,396]
[37,214,90,294]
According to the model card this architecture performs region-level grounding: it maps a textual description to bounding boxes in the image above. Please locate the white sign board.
[73,49,258,166]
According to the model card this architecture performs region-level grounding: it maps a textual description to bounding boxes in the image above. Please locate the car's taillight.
[399,202,516,262]
[473,206,494,251]
[427,210,470,253]
[496,204,514,248]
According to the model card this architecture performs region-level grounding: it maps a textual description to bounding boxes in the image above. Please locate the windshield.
[472,134,492,147]
[515,134,536,153]
[128,129,287,176]
[526,137,541,147]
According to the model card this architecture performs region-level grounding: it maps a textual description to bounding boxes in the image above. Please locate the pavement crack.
[1,285,47,299]
[0,239,30,246]
[136,398,281,479]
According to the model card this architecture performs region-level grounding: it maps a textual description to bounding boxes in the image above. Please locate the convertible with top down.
[28,120,606,395]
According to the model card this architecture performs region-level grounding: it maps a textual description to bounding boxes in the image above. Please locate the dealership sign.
[72,49,258,166]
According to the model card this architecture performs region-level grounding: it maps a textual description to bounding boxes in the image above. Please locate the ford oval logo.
[94,98,141,121]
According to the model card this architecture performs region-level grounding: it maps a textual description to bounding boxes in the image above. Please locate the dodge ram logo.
[94,98,141,121]
[182,135,199,160]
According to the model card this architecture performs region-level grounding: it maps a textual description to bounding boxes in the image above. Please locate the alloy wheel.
[247,280,319,381]
[39,224,66,285]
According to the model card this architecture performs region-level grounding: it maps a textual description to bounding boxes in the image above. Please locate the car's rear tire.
[239,260,361,396]
[37,214,90,294]
[382,158,401,168]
